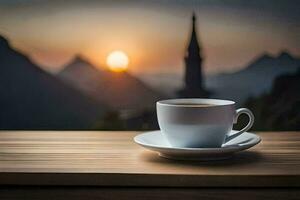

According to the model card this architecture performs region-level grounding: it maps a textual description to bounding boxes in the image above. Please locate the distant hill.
[0,36,105,129]
[59,56,165,111]
[206,51,300,104]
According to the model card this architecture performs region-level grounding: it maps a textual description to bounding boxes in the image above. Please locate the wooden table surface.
[0,131,299,188]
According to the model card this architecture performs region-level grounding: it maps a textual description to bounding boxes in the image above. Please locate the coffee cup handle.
[224,108,254,143]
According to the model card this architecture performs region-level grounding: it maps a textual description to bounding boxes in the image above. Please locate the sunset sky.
[0,0,299,76]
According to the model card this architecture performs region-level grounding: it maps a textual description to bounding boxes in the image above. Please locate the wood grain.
[0,131,299,187]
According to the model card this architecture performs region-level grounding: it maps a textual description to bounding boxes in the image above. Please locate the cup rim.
[157,98,235,107]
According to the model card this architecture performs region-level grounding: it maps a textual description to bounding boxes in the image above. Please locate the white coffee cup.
[157,98,254,148]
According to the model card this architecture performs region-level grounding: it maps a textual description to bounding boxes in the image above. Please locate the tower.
[177,13,209,98]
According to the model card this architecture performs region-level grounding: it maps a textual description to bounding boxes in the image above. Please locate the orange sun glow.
[106,50,129,72]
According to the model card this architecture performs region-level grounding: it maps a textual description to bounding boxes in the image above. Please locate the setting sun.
[106,51,129,72]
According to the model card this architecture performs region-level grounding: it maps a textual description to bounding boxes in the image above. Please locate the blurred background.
[0,0,299,131]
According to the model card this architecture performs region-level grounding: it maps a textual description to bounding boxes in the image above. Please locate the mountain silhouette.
[207,51,300,104]
[0,35,105,129]
[59,56,165,111]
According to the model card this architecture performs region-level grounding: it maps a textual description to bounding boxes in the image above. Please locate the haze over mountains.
[207,51,300,104]
[0,36,105,129]
[59,56,164,111]
[140,51,300,104]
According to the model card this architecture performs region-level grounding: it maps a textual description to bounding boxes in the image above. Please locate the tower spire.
[188,12,200,53]
[177,12,209,98]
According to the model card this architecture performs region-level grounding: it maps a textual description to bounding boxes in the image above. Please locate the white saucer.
[134,130,261,161]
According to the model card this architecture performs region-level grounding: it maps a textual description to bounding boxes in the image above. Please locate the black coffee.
[171,103,215,107]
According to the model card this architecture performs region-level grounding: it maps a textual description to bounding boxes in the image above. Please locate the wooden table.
[0,131,299,199]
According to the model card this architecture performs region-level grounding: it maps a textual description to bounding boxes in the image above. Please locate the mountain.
[0,36,105,129]
[206,51,300,104]
[59,56,165,111]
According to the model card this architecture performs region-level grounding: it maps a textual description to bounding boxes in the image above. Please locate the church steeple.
[177,13,209,98]
[187,13,200,53]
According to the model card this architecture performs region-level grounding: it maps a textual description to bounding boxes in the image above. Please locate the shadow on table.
[140,151,263,167]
